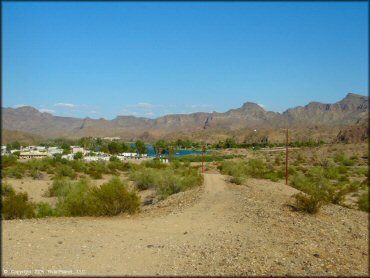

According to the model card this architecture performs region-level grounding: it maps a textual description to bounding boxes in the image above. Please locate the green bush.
[142,159,168,169]
[47,178,73,197]
[230,176,245,185]
[1,155,18,168]
[129,164,203,199]
[358,190,369,212]
[1,182,15,197]
[2,192,35,219]
[55,164,77,179]
[89,177,140,215]
[35,202,56,218]
[292,192,327,214]
[55,177,140,216]
[85,161,109,179]
[129,168,159,190]
[56,178,94,216]
[70,160,87,173]
[7,165,26,179]
[325,183,349,205]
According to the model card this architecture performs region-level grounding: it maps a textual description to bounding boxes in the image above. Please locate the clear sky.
[3,1,368,119]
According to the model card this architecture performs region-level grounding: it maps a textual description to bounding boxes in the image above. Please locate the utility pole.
[202,143,205,173]
[169,146,172,163]
[285,128,289,185]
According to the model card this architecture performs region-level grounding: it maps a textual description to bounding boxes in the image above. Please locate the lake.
[145,145,204,157]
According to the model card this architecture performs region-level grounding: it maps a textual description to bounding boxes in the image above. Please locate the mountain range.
[2,93,368,143]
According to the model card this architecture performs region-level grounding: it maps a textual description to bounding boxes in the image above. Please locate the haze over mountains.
[2,93,368,143]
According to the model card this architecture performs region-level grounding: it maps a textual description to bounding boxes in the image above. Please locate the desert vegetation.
[129,159,203,200]
[218,143,368,214]
[1,176,140,219]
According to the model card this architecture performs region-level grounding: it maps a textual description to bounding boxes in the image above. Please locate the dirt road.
[2,173,368,276]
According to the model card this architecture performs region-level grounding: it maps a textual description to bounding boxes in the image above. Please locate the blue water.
[145,145,204,157]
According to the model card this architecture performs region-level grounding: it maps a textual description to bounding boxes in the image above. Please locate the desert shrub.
[55,164,77,179]
[292,192,327,214]
[264,171,280,182]
[56,178,94,216]
[358,190,369,212]
[296,153,305,163]
[55,177,140,216]
[220,159,283,182]
[85,161,109,179]
[142,159,168,169]
[325,183,349,205]
[354,167,368,177]
[346,181,362,193]
[129,164,203,199]
[35,202,56,218]
[175,154,237,163]
[29,166,44,179]
[290,173,312,192]
[338,175,350,182]
[1,155,18,168]
[230,176,245,185]
[219,161,246,178]
[2,192,35,219]
[69,160,87,173]
[156,171,183,199]
[274,155,282,166]
[7,164,26,179]
[334,153,355,166]
[246,159,268,178]
[47,178,73,197]
[1,182,15,197]
[178,168,203,189]
[324,167,340,180]
[129,168,159,190]
[89,177,140,215]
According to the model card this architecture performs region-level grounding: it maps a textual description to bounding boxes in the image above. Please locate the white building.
[120,152,139,159]
[47,147,63,155]
[19,151,51,159]
[1,145,8,156]
[61,154,74,161]
[71,146,87,154]
[102,137,121,141]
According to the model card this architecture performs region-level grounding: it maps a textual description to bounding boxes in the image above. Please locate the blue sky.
[3,2,368,119]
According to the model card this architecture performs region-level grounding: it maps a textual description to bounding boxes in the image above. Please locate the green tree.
[225,138,237,148]
[135,140,148,154]
[108,142,123,154]
[73,152,83,160]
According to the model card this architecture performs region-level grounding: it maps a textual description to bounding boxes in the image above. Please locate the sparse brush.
[35,202,56,218]
[129,168,159,190]
[2,192,36,219]
[7,165,26,179]
[56,177,95,216]
[358,189,369,212]
[55,164,77,179]
[230,176,245,185]
[1,182,15,197]
[47,177,73,197]
[89,177,140,216]
[292,192,327,214]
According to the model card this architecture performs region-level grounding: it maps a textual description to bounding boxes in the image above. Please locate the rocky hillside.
[336,119,369,143]
[2,93,368,141]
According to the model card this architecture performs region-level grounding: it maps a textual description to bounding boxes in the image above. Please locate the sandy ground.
[2,173,368,276]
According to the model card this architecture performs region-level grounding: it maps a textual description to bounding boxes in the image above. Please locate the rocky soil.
[2,173,368,276]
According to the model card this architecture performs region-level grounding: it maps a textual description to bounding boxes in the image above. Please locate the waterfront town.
[1,144,148,161]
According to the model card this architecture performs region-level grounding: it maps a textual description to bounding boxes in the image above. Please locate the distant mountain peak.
[15,106,39,113]
[345,92,366,99]
[240,102,265,112]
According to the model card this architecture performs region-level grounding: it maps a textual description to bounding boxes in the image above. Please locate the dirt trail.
[2,174,368,276]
